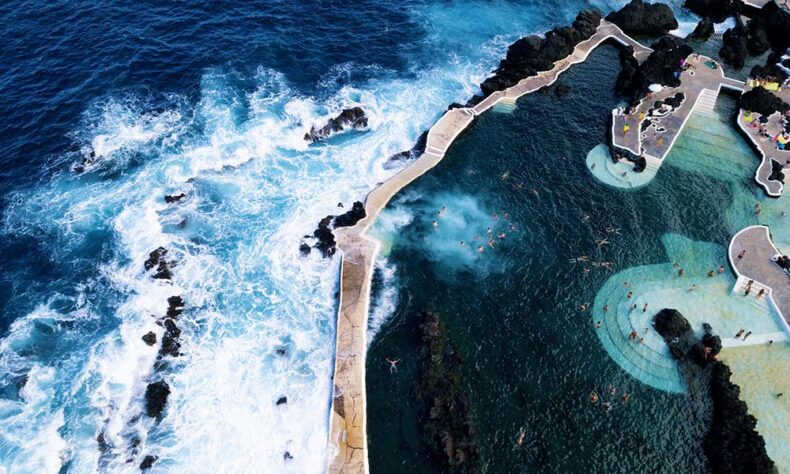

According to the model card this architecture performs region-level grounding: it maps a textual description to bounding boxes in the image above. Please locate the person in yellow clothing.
[623,124,630,135]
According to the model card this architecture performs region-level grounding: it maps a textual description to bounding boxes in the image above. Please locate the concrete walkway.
[326,20,654,473]
[612,55,745,169]
[737,110,790,197]
[729,225,790,325]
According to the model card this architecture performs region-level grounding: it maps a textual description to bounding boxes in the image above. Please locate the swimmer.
[590,392,599,403]
[707,270,715,277]
[579,303,589,312]
[609,386,617,395]
[386,358,400,374]
[622,393,630,403]
[492,212,498,220]
[583,267,591,273]
[582,213,591,223]
[460,240,465,247]
[488,239,496,249]
[718,265,725,274]
[595,320,602,328]
[642,303,648,312]
[487,226,492,234]
[432,220,438,227]
[626,291,633,299]
[498,233,506,239]
[688,284,697,292]
[595,238,609,246]
[478,246,484,253]
[515,427,526,447]
[603,305,609,312]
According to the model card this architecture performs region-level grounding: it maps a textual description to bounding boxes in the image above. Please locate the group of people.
[589,385,630,413]
[430,205,516,255]
[743,109,790,150]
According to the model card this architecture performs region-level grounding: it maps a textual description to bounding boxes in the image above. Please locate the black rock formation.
[304,201,367,258]
[416,310,479,471]
[276,396,287,406]
[616,36,693,104]
[159,319,181,358]
[476,10,601,97]
[688,18,715,41]
[746,17,771,56]
[145,380,170,418]
[142,331,157,346]
[166,296,185,318]
[164,193,186,204]
[750,62,789,83]
[606,0,679,36]
[144,247,173,280]
[741,87,790,117]
[769,159,785,184]
[653,309,775,473]
[721,25,749,69]
[759,2,790,53]
[139,455,157,470]
[304,107,368,143]
[685,0,740,23]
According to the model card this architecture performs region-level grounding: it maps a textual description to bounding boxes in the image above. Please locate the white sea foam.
[367,259,399,347]
[0,1,636,471]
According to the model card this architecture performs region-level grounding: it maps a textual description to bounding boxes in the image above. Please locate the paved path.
[612,55,745,167]
[729,225,790,326]
[325,20,653,473]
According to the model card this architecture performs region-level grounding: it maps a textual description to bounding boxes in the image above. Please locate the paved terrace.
[326,20,654,473]
[612,56,745,168]
[729,225,790,325]
[738,83,790,197]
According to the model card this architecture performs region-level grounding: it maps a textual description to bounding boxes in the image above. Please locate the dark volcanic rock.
[304,107,368,143]
[139,455,157,470]
[478,10,601,97]
[685,0,739,23]
[145,380,170,418]
[746,17,771,56]
[333,201,366,228]
[164,193,186,204]
[720,25,749,69]
[741,86,790,116]
[750,62,789,83]
[142,331,157,346]
[616,36,693,104]
[688,18,714,40]
[769,159,785,184]
[299,243,312,256]
[144,247,173,280]
[167,296,185,318]
[304,202,367,258]
[653,309,775,473]
[276,396,287,406]
[416,311,479,471]
[606,0,679,36]
[759,2,790,53]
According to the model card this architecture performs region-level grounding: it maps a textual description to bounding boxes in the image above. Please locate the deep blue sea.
[0,1,709,472]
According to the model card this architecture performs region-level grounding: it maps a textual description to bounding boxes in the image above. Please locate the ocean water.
[365,45,775,472]
[0,1,709,472]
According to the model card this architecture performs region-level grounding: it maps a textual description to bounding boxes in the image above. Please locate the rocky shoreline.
[653,309,775,473]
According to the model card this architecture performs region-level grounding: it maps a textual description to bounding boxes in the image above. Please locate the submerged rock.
[304,107,368,143]
[606,0,678,36]
[653,309,775,473]
[416,310,479,471]
[145,380,170,419]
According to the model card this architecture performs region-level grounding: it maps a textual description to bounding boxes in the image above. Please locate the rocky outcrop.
[304,107,368,143]
[750,63,789,83]
[741,86,790,117]
[606,0,678,36]
[616,36,693,104]
[301,201,367,257]
[688,18,714,41]
[144,247,174,280]
[384,131,429,169]
[142,331,157,346]
[720,25,749,69]
[145,380,170,419]
[769,159,785,184]
[759,2,790,53]
[475,10,602,98]
[164,193,186,204]
[416,310,479,471]
[139,455,157,470]
[685,0,740,23]
[653,309,775,474]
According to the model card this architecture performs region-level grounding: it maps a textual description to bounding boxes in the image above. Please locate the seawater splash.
[0,16,516,472]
